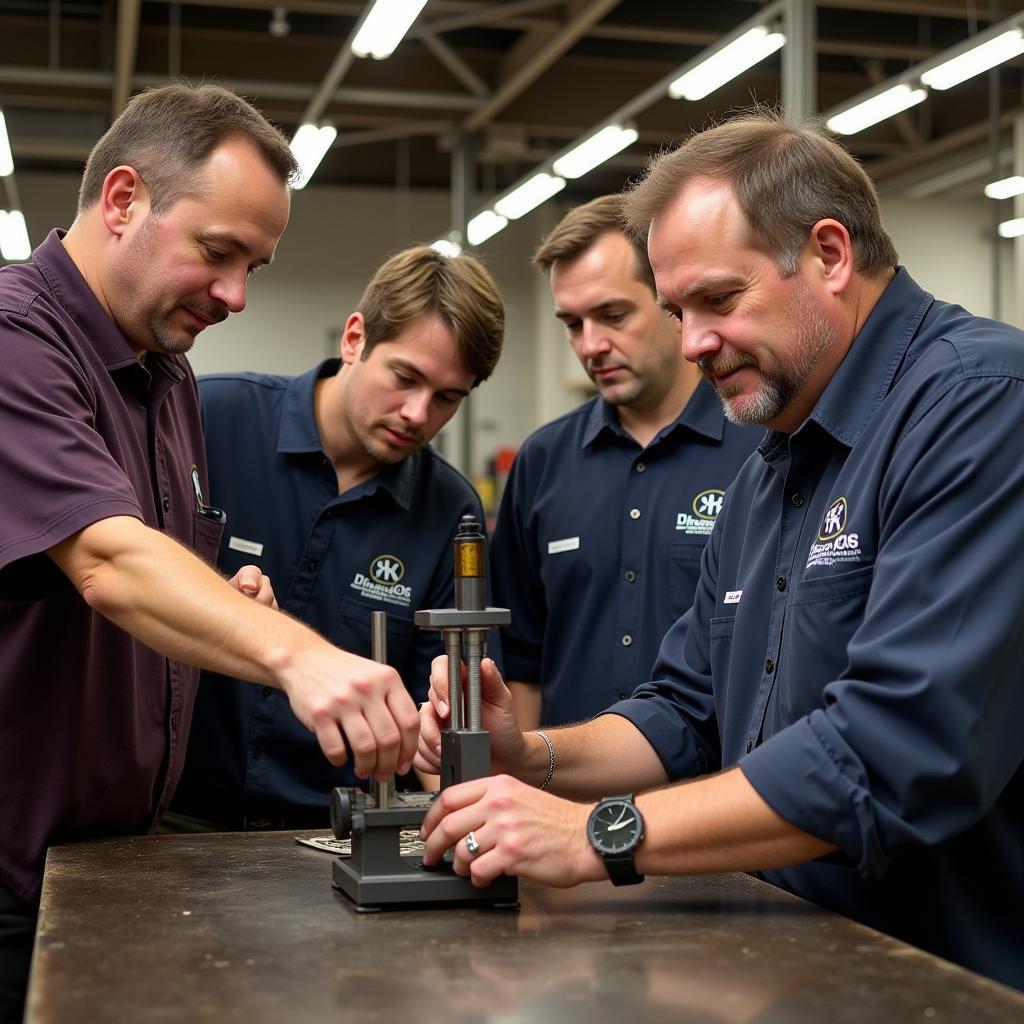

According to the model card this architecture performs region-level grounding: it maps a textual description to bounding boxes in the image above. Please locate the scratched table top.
[27,830,1024,1023]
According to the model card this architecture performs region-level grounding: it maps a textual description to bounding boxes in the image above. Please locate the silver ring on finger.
[465,831,481,857]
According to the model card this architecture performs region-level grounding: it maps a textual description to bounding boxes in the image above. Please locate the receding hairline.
[78,132,291,216]
[547,228,657,292]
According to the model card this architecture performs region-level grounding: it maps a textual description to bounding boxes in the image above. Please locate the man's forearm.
[635,766,836,876]
[523,714,671,800]
[50,515,325,687]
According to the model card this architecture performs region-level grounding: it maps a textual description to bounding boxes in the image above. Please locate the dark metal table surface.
[26,830,1024,1023]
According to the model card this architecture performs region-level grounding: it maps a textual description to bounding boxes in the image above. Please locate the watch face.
[588,800,642,854]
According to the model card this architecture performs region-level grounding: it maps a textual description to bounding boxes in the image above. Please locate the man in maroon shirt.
[0,83,419,1021]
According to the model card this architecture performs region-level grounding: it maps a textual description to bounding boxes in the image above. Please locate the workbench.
[26,830,1024,1022]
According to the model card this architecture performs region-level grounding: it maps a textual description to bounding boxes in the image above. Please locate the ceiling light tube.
[431,237,462,257]
[668,25,786,101]
[0,111,12,176]
[289,123,338,190]
[552,124,639,179]
[467,210,508,246]
[494,173,566,221]
[920,28,1024,91]
[0,210,31,261]
[351,0,428,59]
[985,175,1024,200]
[826,84,928,136]
[998,217,1024,238]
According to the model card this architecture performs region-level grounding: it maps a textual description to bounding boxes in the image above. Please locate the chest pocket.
[779,564,874,723]
[335,596,416,668]
[669,541,706,618]
[192,509,226,568]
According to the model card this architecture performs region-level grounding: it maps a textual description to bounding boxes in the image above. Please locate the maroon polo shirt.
[0,229,221,904]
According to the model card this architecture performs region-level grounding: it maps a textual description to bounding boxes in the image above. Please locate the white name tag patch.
[548,536,580,555]
[228,536,264,557]
[724,590,743,605]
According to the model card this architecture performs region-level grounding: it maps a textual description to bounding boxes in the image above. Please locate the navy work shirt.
[172,361,484,828]
[615,270,1024,990]
[0,230,216,903]
[491,381,760,725]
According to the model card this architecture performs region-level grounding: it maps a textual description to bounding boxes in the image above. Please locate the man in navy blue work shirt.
[417,111,1024,991]
[170,245,505,830]
[0,85,422,1023]
[491,195,759,728]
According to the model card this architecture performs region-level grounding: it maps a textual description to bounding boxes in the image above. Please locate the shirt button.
[252,748,263,761]
[629,508,641,520]
[261,686,273,699]
[765,658,775,674]
[624,570,637,583]
[169,715,178,731]
[618,692,629,700]
[306,559,318,573]
[776,576,787,591]
[621,635,633,646]
[791,493,805,507]
[745,740,753,754]
[635,462,646,473]
[162,495,171,513]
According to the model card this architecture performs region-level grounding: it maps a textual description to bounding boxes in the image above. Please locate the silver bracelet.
[533,729,556,791]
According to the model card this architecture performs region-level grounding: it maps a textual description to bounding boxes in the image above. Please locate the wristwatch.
[586,794,645,886]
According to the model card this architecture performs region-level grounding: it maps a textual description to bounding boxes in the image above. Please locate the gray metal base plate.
[332,855,518,909]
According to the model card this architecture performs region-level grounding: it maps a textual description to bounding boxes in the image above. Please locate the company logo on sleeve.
[351,553,413,607]
[806,497,862,568]
[676,488,725,536]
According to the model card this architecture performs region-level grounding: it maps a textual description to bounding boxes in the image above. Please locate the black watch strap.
[603,850,645,886]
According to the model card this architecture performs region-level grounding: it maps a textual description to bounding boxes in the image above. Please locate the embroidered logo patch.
[818,496,848,541]
[806,496,862,569]
[676,488,725,536]
[350,553,413,607]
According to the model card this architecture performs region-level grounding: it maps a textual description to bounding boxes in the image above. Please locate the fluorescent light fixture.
[466,210,508,246]
[984,175,1024,200]
[0,210,31,260]
[351,0,428,59]
[431,237,462,257]
[668,26,786,101]
[998,216,1024,238]
[552,124,639,179]
[920,28,1024,91]
[289,123,337,189]
[826,84,928,136]
[0,110,12,176]
[494,173,566,221]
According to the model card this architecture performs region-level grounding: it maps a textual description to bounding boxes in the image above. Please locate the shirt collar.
[581,378,726,450]
[761,267,933,457]
[277,358,338,454]
[33,228,186,388]
[277,357,419,510]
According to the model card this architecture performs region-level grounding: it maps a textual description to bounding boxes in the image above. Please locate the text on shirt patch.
[351,553,413,607]
[676,488,725,536]
[805,496,862,569]
[228,535,264,556]
[724,590,743,604]
[548,536,580,554]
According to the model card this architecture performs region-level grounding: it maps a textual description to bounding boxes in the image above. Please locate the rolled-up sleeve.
[742,372,1024,876]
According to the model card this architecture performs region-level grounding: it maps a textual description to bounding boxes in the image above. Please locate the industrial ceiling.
[1,0,1023,211]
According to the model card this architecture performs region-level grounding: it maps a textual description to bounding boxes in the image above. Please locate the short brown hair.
[78,82,297,214]
[532,194,655,292]
[623,108,898,278]
[358,246,505,386]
